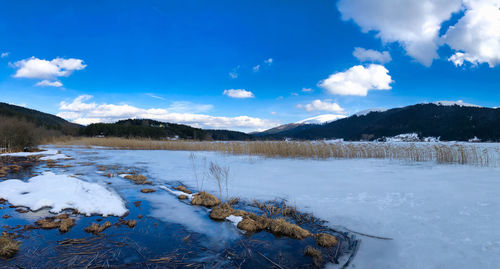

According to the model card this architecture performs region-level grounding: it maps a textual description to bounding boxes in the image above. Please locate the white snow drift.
[0,172,127,216]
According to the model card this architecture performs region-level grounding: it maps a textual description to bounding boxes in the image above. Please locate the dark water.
[0,148,358,268]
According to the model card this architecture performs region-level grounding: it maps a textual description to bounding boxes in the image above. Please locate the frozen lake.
[53,145,500,269]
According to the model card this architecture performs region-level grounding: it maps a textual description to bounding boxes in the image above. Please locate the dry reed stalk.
[53,137,500,166]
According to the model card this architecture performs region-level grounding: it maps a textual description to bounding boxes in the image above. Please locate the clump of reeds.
[304,246,323,267]
[124,174,151,184]
[140,188,156,193]
[35,214,75,233]
[191,192,220,207]
[53,137,500,166]
[0,236,20,259]
[208,161,230,201]
[84,221,112,235]
[314,233,338,248]
[173,185,192,194]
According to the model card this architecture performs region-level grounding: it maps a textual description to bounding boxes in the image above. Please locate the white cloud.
[223,89,255,99]
[297,99,345,113]
[35,80,63,87]
[264,58,273,65]
[338,0,462,66]
[318,64,393,96]
[229,65,240,79]
[167,101,213,113]
[57,95,278,132]
[13,57,86,79]
[253,64,261,72]
[1,52,9,58]
[146,93,166,100]
[59,95,97,112]
[353,47,392,64]
[443,0,500,67]
[301,88,313,92]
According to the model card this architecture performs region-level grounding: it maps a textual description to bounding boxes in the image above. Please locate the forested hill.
[81,119,253,141]
[257,104,500,141]
[0,102,80,135]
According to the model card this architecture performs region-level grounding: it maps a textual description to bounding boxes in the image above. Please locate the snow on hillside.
[353,108,388,117]
[296,114,347,124]
[64,146,500,269]
[431,100,481,107]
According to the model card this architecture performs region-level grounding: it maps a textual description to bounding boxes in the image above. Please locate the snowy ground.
[53,147,498,269]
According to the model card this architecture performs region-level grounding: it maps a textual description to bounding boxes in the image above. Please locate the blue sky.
[1,0,499,131]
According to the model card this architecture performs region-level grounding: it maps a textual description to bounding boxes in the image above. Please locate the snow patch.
[0,149,59,157]
[159,185,194,200]
[297,114,347,124]
[0,172,127,216]
[431,100,481,108]
[353,108,387,117]
[226,215,243,226]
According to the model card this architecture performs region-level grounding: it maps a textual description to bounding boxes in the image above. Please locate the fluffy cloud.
[301,88,313,92]
[35,80,63,87]
[59,95,97,112]
[443,0,500,67]
[264,58,273,65]
[223,89,255,98]
[13,57,86,79]
[353,47,392,64]
[318,64,393,96]
[1,52,9,58]
[57,95,278,132]
[253,64,261,72]
[338,0,461,66]
[297,100,345,113]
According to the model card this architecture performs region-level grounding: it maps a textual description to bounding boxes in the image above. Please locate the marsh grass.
[55,137,500,166]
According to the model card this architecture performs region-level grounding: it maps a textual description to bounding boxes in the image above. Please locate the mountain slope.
[265,104,500,141]
[0,102,81,134]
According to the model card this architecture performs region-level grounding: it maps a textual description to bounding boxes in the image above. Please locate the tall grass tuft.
[54,137,500,166]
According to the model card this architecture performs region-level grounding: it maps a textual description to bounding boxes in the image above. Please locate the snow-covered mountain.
[430,100,481,108]
[296,114,347,124]
[353,108,388,117]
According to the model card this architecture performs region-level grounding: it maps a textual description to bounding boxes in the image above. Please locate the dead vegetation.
[140,188,156,193]
[35,214,76,233]
[178,195,188,200]
[120,220,137,228]
[191,192,220,207]
[315,233,338,248]
[0,236,20,259]
[304,246,323,267]
[124,174,152,184]
[84,221,112,235]
[54,137,500,166]
[173,185,192,194]
[209,203,245,220]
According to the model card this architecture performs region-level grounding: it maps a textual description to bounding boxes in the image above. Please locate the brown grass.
[267,218,311,239]
[140,188,156,193]
[124,174,152,184]
[0,236,20,259]
[84,221,112,234]
[173,185,192,194]
[35,214,75,233]
[304,246,323,267]
[315,233,338,248]
[53,137,500,166]
[191,192,220,207]
[209,203,236,220]
[178,194,188,200]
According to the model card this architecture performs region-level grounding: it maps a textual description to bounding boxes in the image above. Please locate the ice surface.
[84,148,500,269]
[159,185,194,200]
[0,172,127,216]
[0,149,59,157]
[39,154,70,160]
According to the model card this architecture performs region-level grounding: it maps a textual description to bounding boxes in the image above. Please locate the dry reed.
[54,137,500,166]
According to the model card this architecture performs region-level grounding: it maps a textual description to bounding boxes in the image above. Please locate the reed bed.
[54,137,500,166]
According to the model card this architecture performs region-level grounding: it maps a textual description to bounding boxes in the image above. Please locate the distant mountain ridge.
[256,103,500,141]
